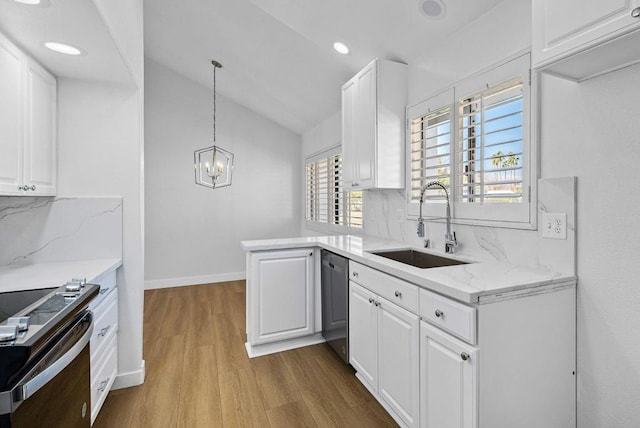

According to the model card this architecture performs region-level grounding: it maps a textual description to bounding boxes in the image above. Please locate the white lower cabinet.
[349,280,420,428]
[89,271,118,425]
[247,248,315,346]
[349,260,575,428]
[420,321,477,428]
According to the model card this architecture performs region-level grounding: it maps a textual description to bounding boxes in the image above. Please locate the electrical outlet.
[541,213,567,240]
[396,208,405,224]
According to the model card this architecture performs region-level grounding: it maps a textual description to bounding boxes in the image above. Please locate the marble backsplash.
[363,177,576,275]
[0,197,122,267]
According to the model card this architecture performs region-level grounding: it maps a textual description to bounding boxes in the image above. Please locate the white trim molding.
[112,360,145,390]
[144,272,246,290]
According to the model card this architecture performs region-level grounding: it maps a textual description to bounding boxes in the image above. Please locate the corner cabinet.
[533,0,640,80]
[341,59,407,190]
[245,248,322,357]
[0,32,57,196]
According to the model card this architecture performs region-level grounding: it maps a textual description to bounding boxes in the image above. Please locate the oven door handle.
[16,312,93,403]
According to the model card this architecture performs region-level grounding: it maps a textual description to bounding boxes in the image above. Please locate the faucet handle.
[445,232,458,254]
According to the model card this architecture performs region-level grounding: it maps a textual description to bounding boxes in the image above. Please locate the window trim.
[406,52,537,230]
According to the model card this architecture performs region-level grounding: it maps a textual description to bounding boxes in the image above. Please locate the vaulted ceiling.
[144,0,506,134]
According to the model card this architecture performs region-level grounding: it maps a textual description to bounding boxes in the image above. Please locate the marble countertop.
[241,235,576,304]
[0,258,122,293]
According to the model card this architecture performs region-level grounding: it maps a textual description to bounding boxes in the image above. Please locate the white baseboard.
[245,333,326,358]
[144,272,246,290]
[112,360,146,390]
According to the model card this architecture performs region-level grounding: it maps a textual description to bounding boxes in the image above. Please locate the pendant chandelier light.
[194,60,234,188]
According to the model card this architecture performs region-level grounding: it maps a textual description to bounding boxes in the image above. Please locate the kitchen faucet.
[417,181,458,254]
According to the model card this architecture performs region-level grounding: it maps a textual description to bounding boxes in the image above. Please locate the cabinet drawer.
[89,270,117,311]
[90,333,117,424]
[419,289,476,345]
[349,261,418,313]
[91,288,118,360]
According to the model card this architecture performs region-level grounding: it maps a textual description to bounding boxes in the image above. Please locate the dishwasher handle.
[1,311,93,413]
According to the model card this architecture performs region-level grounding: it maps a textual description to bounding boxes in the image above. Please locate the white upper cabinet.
[0,32,56,196]
[533,0,640,80]
[24,58,57,196]
[342,59,407,190]
[0,34,23,194]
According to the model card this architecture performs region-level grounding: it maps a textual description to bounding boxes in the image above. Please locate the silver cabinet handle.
[29,185,36,191]
[461,352,469,361]
[97,378,110,392]
[374,301,380,307]
[394,291,402,298]
[632,7,640,18]
[352,271,359,278]
[98,325,111,337]
[435,309,444,318]
[368,298,374,304]
[18,185,28,191]
[99,287,111,295]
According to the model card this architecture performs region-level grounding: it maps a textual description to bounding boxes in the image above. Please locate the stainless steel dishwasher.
[321,250,349,363]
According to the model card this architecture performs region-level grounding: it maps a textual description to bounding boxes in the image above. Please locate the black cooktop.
[0,288,55,324]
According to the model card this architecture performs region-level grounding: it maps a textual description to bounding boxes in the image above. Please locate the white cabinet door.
[420,321,477,428]
[342,78,357,188]
[349,281,378,388]
[23,57,56,196]
[249,248,315,345]
[0,34,23,195]
[341,59,406,190]
[354,61,376,189]
[378,296,420,428]
[533,0,640,67]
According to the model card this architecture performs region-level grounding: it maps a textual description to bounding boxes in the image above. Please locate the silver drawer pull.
[435,309,444,318]
[460,352,469,361]
[368,298,374,304]
[97,378,110,392]
[394,291,402,298]
[352,271,359,278]
[632,7,640,18]
[98,325,111,337]
[99,287,110,295]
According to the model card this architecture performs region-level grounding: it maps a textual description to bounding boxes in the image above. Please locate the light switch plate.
[541,212,567,239]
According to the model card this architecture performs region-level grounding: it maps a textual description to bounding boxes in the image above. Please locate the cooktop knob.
[7,316,30,331]
[65,281,82,292]
[0,325,18,342]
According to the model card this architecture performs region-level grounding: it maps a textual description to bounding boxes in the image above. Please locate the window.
[305,148,362,229]
[407,53,534,227]
[458,77,524,204]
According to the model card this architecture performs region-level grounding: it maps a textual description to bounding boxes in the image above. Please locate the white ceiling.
[0,0,506,134]
[144,0,506,134]
[0,0,134,84]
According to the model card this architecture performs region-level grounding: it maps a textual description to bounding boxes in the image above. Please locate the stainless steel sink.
[370,249,468,269]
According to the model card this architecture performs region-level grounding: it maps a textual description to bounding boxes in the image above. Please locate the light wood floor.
[93,281,397,428]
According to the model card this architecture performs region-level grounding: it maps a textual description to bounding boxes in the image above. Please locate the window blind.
[305,152,362,228]
[409,106,452,202]
[457,77,524,204]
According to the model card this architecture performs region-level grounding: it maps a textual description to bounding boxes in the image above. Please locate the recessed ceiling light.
[14,0,50,6]
[419,0,446,19]
[333,42,350,55]
[44,42,85,56]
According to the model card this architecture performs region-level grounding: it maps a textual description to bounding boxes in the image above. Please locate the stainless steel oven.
[0,281,98,428]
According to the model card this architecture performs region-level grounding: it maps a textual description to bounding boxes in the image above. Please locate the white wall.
[144,59,302,288]
[57,78,145,388]
[540,67,640,428]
